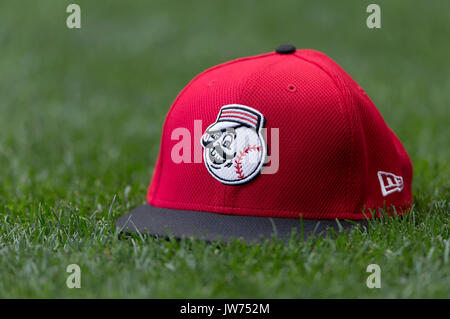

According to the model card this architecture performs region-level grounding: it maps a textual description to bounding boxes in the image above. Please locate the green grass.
[0,0,449,298]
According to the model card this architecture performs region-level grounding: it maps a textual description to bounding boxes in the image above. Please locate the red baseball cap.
[115,45,413,241]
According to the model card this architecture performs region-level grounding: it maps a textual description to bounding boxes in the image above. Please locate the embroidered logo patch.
[201,104,267,185]
[377,171,404,196]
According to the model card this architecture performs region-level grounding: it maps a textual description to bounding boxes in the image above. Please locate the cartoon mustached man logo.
[201,104,267,185]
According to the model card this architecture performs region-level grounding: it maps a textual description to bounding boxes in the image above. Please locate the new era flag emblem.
[377,171,404,196]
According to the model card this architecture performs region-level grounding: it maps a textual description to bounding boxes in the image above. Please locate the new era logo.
[377,171,404,197]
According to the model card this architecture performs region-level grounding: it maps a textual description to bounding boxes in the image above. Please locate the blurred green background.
[0,0,448,298]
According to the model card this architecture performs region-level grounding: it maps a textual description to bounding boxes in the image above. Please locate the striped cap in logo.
[217,105,262,129]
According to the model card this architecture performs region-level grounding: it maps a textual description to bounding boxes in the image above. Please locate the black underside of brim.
[115,204,367,242]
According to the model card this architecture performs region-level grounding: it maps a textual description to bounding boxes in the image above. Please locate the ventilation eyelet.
[287,84,297,92]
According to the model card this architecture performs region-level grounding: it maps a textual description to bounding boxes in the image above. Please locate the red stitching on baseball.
[234,145,261,179]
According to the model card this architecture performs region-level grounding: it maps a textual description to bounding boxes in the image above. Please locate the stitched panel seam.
[293,53,355,214]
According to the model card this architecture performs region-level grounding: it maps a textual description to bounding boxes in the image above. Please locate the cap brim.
[115,204,367,242]
[206,121,241,132]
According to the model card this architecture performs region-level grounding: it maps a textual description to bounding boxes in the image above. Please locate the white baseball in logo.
[201,104,267,185]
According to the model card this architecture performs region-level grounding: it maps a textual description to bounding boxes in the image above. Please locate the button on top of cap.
[275,44,296,54]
